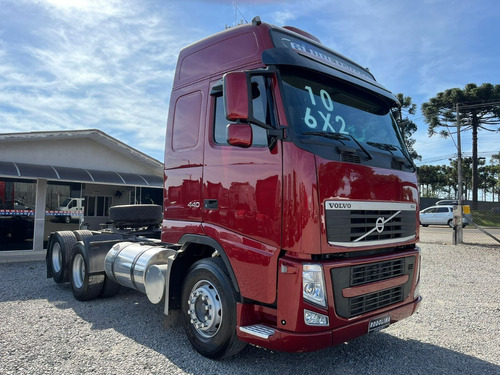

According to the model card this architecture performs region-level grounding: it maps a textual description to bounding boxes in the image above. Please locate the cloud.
[271,11,297,25]
[0,0,192,161]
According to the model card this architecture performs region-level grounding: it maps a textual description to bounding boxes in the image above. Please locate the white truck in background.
[57,198,84,224]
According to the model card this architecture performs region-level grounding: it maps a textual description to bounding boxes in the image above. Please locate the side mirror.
[227,123,252,148]
[223,72,249,121]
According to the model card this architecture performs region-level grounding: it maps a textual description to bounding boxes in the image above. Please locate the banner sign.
[0,210,84,216]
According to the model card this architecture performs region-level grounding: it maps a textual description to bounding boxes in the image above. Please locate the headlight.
[303,264,327,307]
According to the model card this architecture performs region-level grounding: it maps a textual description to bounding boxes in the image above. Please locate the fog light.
[304,309,329,326]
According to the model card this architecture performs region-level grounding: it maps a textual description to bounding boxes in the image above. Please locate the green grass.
[470,210,500,227]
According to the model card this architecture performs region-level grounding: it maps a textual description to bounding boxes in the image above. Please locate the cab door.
[202,75,282,304]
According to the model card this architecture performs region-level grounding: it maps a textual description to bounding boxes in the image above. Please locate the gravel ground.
[0,243,499,375]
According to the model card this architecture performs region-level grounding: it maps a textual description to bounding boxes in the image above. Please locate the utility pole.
[454,102,463,244]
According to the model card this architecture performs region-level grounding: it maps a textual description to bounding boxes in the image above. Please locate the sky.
[0,0,499,165]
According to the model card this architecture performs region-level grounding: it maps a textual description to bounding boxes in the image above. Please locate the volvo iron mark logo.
[356,211,402,242]
[375,217,386,233]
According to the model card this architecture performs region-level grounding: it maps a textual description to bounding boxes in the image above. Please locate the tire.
[99,276,121,298]
[72,230,121,298]
[47,231,77,284]
[447,219,454,228]
[70,242,105,301]
[109,204,162,228]
[421,224,429,227]
[181,258,246,359]
[73,230,93,242]
[64,215,71,224]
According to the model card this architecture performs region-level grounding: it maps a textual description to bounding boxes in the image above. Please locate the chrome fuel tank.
[104,242,170,297]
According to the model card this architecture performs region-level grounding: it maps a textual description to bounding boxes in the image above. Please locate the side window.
[213,76,273,147]
[437,207,449,213]
[172,91,202,151]
[251,75,274,126]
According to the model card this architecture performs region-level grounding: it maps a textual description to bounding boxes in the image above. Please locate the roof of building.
[0,129,163,187]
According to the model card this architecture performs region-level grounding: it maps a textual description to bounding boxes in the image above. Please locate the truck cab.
[46,17,421,360]
[161,17,420,355]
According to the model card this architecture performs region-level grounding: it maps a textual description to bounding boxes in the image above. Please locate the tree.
[491,152,500,201]
[395,93,421,161]
[449,157,473,200]
[417,164,446,197]
[422,83,500,208]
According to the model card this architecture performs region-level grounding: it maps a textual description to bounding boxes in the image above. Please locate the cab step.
[239,324,275,339]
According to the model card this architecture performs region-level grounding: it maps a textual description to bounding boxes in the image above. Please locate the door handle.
[204,199,219,210]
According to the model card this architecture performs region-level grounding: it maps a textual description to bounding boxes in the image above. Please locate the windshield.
[60,198,71,207]
[280,68,411,168]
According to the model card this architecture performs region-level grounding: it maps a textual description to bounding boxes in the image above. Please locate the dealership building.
[0,130,163,258]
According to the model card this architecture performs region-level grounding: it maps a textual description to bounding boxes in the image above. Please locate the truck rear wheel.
[71,230,121,298]
[73,230,93,242]
[48,231,77,283]
[70,242,105,301]
[181,258,246,359]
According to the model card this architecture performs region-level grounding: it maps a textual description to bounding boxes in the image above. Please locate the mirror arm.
[267,126,287,140]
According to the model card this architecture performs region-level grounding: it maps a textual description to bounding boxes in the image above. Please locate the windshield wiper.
[395,145,416,171]
[367,142,416,171]
[302,131,373,160]
[367,142,398,154]
[302,131,350,142]
[345,134,373,160]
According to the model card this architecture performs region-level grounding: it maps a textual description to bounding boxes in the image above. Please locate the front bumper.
[237,295,421,352]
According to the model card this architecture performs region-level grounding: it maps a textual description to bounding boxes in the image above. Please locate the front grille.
[349,286,403,316]
[351,259,404,286]
[331,256,415,318]
[325,201,416,246]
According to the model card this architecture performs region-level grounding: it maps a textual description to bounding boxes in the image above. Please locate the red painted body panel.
[161,21,421,353]
[237,295,421,352]
[317,157,419,204]
[282,142,321,254]
[316,158,420,252]
[203,224,280,303]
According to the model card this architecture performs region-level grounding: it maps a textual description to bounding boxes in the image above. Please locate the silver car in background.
[419,205,468,228]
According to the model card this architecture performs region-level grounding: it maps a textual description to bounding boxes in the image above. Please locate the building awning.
[0,161,162,187]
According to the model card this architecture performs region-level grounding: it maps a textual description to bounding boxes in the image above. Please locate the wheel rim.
[187,280,223,338]
[72,253,85,289]
[51,242,62,273]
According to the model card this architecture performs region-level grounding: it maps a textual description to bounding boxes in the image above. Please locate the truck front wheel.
[181,258,246,359]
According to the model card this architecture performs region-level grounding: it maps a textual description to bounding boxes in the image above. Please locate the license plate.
[368,314,391,333]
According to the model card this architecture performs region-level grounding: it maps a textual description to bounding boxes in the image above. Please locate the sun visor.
[261,48,398,105]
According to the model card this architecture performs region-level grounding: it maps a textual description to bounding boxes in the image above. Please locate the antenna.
[233,1,248,26]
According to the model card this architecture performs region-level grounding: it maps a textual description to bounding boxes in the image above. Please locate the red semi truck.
[46,17,421,359]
